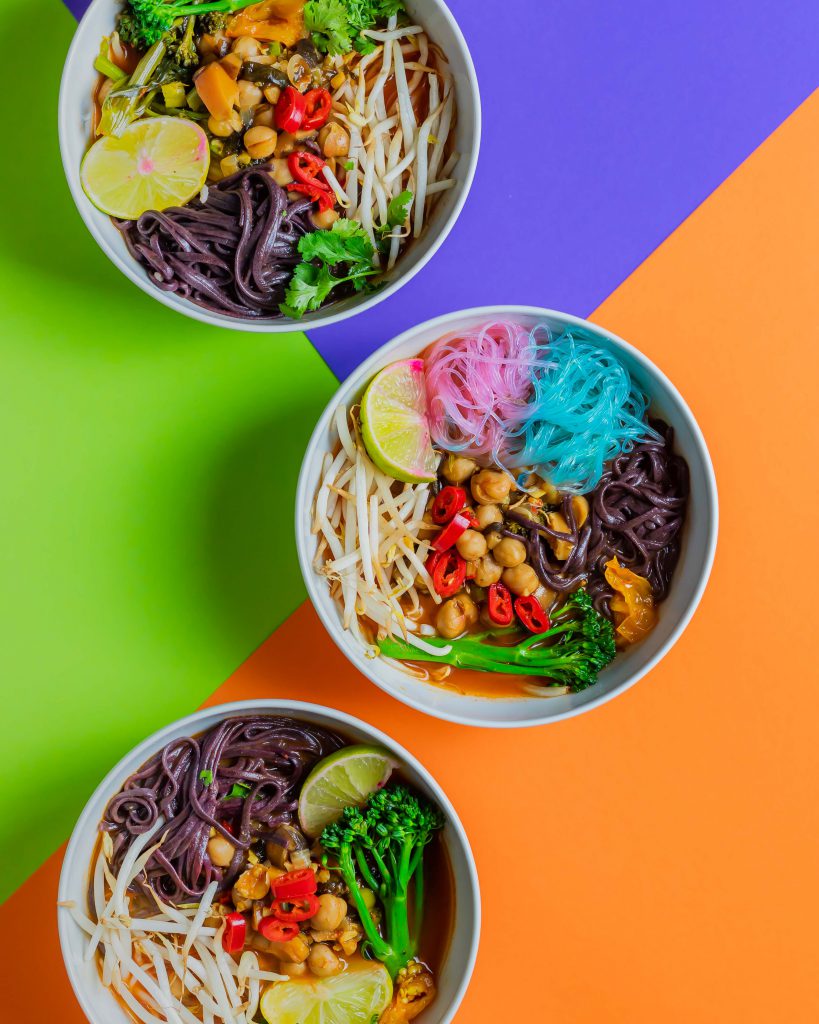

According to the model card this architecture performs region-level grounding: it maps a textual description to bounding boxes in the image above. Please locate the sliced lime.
[298,745,395,837]
[80,116,209,220]
[360,358,439,484]
[259,962,393,1024]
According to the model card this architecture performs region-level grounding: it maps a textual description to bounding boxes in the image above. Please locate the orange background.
[3,90,819,1024]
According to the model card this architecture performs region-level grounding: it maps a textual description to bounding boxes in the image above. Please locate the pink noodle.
[424,320,546,465]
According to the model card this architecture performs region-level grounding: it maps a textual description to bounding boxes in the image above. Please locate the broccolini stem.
[354,846,380,893]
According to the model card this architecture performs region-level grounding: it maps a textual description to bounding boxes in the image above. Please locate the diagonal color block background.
[3,86,819,1020]
[1,0,819,1018]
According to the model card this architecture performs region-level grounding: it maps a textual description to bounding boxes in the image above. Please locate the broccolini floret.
[116,0,258,49]
[320,784,444,978]
[377,589,617,692]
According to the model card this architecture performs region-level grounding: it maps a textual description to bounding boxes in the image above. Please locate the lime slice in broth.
[298,745,395,837]
[360,359,439,484]
[80,116,209,220]
[259,961,393,1024]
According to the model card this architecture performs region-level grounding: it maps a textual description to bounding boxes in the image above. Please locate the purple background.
[65,0,819,378]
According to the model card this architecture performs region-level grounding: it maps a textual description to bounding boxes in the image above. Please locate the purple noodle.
[116,167,316,319]
[502,419,688,615]
[101,716,342,904]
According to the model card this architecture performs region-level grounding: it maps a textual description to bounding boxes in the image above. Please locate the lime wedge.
[80,116,210,220]
[259,962,393,1024]
[298,745,395,837]
[360,359,439,484]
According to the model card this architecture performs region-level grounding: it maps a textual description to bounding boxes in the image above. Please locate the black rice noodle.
[101,715,342,903]
[504,419,688,614]
[117,167,315,319]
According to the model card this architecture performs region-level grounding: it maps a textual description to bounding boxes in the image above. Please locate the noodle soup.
[304,311,705,710]
[73,0,464,322]
[59,711,462,1024]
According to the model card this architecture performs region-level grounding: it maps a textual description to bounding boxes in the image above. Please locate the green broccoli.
[116,0,259,49]
[320,784,444,978]
[377,589,617,692]
[196,10,230,33]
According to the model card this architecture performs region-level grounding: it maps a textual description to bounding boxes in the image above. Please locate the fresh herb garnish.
[281,219,377,317]
[344,159,355,171]
[376,189,412,243]
[228,781,252,799]
[305,0,407,56]
[199,769,214,786]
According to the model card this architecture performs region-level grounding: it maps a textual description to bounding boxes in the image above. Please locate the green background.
[0,0,338,904]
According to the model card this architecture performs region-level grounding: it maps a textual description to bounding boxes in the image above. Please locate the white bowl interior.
[58,700,480,1024]
[58,0,480,332]
[296,306,718,727]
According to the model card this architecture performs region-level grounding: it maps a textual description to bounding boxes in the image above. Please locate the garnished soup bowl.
[296,305,719,728]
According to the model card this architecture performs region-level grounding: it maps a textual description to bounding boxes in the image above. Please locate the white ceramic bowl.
[58,699,480,1024]
[58,0,480,332]
[296,306,719,728]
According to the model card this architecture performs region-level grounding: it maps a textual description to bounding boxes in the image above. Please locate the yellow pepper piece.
[604,557,657,645]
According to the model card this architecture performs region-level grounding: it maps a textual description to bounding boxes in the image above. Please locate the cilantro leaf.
[386,189,413,229]
[199,769,214,786]
[228,782,252,799]
[281,219,378,318]
[304,0,354,55]
[305,0,406,55]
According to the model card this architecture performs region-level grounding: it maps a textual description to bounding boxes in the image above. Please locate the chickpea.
[277,960,307,978]
[545,511,573,560]
[268,157,294,186]
[442,453,477,484]
[472,554,502,587]
[571,494,589,528]
[493,536,527,568]
[475,503,503,530]
[307,943,342,978]
[231,35,261,58]
[208,110,242,137]
[274,131,298,157]
[263,84,282,104]
[244,126,277,159]
[460,593,479,626]
[253,103,275,128]
[237,79,263,110]
[486,528,503,551]
[455,529,487,561]
[312,208,340,230]
[310,894,347,932]
[502,563,540,597]
[318,122,350,158]
[207,833,235,868]
[471,469,513,505]
[435,596,470,639]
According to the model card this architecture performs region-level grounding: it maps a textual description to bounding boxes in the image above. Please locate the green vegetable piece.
[97,39,167,138]
[377,590,617,692]
[199,769,214,785]
[280,219,378,318]
[228,782,252,799]
[161,81,187,107]
[117,0,263,49]
[320,783,444,978]
[305,0,407,56]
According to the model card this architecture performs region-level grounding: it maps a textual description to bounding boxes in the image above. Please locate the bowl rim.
[295,304,720,728]
[57,0,482,333]
[57,698,481,1024]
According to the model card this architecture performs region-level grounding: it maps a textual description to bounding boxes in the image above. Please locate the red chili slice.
[487,582,514,626]
[431,549,467,598]
[275,86,306,132]
[287,180,335,212]
[269,868,318,900]
[258,917,300,943]
[271,894,320,923]
[222,912,246,953]
[432,511,471,553]
[301,88,332,130]
[287,150,326,185]
[514,595,551,633]
[431,486,468,525]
